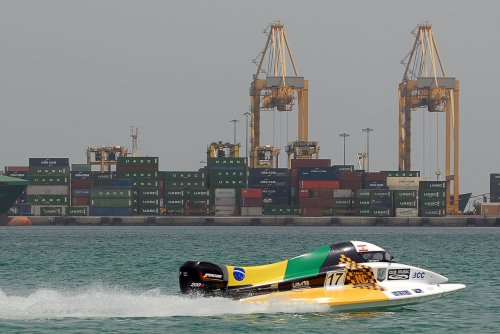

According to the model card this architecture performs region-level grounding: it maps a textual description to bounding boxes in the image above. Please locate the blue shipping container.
[248,168,289,178]
[89,207,133,216]
[297,167,340,180]
[112,179,135,187]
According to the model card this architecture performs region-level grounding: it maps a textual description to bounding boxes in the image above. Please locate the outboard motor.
[179,261,228,295]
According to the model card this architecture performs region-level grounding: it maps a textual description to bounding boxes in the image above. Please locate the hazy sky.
[1,1,499,200]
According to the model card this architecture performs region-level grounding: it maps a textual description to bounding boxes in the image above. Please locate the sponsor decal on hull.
[233,267,246,281]
[391,290,412,296]
[388,268,410,280]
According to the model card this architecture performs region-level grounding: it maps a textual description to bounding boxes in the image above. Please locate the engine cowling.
[179,261,228,295]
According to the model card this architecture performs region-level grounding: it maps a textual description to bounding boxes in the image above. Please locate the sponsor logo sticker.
[233,267,246,281]
[292,280,310,289]
[391,290,412,296]
[388,268,410,280]
[377,268,386,281]
[412,288,424,294]
[202,272,223,280]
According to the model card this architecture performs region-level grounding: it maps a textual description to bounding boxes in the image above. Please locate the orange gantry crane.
[398,23,460,214]
[249,23,318,168]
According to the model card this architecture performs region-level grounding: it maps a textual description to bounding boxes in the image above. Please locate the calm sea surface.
[0,226,499,333]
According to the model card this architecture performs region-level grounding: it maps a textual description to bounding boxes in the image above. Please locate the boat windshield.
[360,251,394,262]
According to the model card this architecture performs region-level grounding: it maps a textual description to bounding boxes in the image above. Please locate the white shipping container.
[387,177,426,190]
[214,197,236,206]
[27,185,70,195]
[395,208,419,217]
[214,205,236,216]
[333,189,352,198]
[240,206,263,216]
[214,188,236,198]
[31,205,65,216]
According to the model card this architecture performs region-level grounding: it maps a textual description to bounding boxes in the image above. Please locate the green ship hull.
[0,175,28,214]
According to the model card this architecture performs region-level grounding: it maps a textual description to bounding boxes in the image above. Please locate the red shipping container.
[299,180,320,189]
[311,189,334,198]
[301,207,323,217]
[363,172,387,181]
[299,189,310,198]
[72,196,90,206]
[4,166,30,172]
[291,159,331,169]
[340,171,364,181]
[299,198,333,208]
[316,180,341,189]
[240,198,262,207]
[71,180,92,188]
[241,188,263,198]
[341,181,363,189]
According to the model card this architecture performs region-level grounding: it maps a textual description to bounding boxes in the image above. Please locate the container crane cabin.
[398,23,460,214]
[250,23,319,168]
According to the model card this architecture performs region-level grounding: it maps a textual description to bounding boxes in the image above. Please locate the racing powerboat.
[179,241,465,310]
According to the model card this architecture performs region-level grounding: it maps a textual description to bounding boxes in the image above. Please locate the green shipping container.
[207,157,247,168]
[419,181,446,190]
[332,198,352,208]
[91,198,132,207]
[209,168,247,179]
[139,207,160,215]
[371,190,392,199]
[189,199,210,208]
[165,180,205,188]
[355,208,371,216]
[262,205,299,215]
[116,157,159,167]
[66,206,88,216]
[394,190,417,200]
[420,208,446,217]
[419,200,446,209]
[27,195,68,205]
[116,171,159,180]
[370,208,392,217]
[189,188,210,198]
[323,207,351,216]
[164,189,186,198]
[393,199,418,208]
[354,199,371,208]
[29,176,69,185]
[419,190,446,200]
[139,198,161,207]
[90,188,132,198]
[40,206,63,216]
[164,199,184,209]
[210,179,247,187]
[29,166,70,176]
[354,189,371,199]
[139,188,161,198]
[163,171,204,180]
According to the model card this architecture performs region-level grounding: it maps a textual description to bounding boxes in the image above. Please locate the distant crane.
[130,126,139,157]
[250,23,318,168]
[398,23,460,214]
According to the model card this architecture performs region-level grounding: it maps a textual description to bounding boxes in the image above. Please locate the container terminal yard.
[1,23,499,226]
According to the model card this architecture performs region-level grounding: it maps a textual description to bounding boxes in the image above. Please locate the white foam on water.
[0,285,328,319]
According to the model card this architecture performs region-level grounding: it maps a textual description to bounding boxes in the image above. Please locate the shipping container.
[214,205,236,216]
[332,198,352,208]
[4,171,29,179]
[332,165,355,172]
[333,189,353,198]
[395,208,419,217]
[354,189,371,199]
[165,180,205,188]
[215,197,236,206]
[89,207,133,216]
[28,176,69,185]
[91,172,115,181]
[90,198,132,207]
[297,167,340,180]
[247,178,288,188]
[4,166,30,173]
[139,188,161,198]
[387,177,425,190]
[420,208,446,217]
[248,168,289,178]
[116,171,159,180]
[299,198,334,208]
[370,198,393,209]
[29,166,70,175]
[72,196,90,206]
[299,189,310,198]
[382,171,420,177]
[138,207,160,215]
[419,181,446,190]
[111,179,135,188]
[393,190,417,200]
[90,188,132,198]
[310,189,333,198]
[262,205,299,215]
[164,189,186,198]
[362,180,387,189]
[291,159,330,169]
[27,185,69,196]
[164,199,184,208]
[354,199,371,208]
[481,203,500,216]
[139,198,161,206]
[66,206,88,216]
[262,187,289,198]
[301,207,323,217]
[164,171,204,180]
[39,206,64,216]
[116,156,159,167]
[240,207,263,216]
[207,157,247,168]
[29,158,69,167]
[240,188,263,198]
[370,208,392,217]
[419,199,446,209]
[298,180,341,189]
[240,198,262,207]
[262,197,289,205]
[419,190,446,199]
[71,164,91,172]
[393,199,418,208]
[27,195,68,205]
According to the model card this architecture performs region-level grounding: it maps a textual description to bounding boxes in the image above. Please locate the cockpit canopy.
[324,241,394,266]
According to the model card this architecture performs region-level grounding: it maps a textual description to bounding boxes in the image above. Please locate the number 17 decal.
[324,270,346,290]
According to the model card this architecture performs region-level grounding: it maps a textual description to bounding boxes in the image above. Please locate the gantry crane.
[398,23,460,214]
[86,146,129,172]
[207,141,240,159]
[249,23,318,168]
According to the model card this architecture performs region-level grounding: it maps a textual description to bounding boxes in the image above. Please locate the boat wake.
[0,285,328,319]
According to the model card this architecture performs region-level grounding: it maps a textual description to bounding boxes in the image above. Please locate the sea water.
[0,226,499,333]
